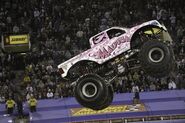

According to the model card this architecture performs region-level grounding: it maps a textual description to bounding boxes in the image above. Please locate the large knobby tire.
[88,85,114,110]
[94,85,114,110]
[139,41,174,78]
[74,73,109,110]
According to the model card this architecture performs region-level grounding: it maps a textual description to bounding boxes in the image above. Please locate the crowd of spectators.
[0,0,185,103]
[114,70,184,94]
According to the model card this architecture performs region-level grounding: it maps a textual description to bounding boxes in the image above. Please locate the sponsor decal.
[89,35,129,59]
[92,32,109,45]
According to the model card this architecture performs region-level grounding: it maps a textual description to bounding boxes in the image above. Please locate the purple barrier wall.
[0,114,12,123]
[32,89,185,111]
[29,100,185,123]
[1,90,185,123]
[30,90,185,123]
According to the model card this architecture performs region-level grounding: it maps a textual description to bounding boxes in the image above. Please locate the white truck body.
[58,20,167,77]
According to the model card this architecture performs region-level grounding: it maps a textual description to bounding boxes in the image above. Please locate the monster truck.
[58,20,175,110]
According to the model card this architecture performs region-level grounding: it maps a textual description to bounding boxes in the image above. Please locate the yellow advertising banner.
[71,105,126,116]
[71,104,146,116]
[9,35,29,44]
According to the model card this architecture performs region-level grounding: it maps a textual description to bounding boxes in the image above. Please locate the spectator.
[54,89,60,99]
[176,73,184,89]
[26,92,32,101]
[12,24,19,33]
[46,89,54,99]
[16,96,24,117]
[150,82,156,91]
[160,77,168,90]
[169,13,176,28]
[46,64,53,74]
[177,25,184,43]
[132,83,140,104]
[168,79,177,90]
[0,94,5,103]
[132,84,139,93]
[133,91,140,104]
[23,73,31,85]
[33,8,40,18]
[26,84,33,93]
[133,71,140,83]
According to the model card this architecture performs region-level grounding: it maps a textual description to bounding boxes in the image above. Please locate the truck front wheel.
[74,73,110,110]
[139,40,174,78]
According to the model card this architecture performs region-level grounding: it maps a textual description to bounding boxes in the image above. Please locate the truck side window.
[107,29,125,39]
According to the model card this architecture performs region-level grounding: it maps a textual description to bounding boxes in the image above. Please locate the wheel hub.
[82,82,98,98]
[148,47,164,63]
